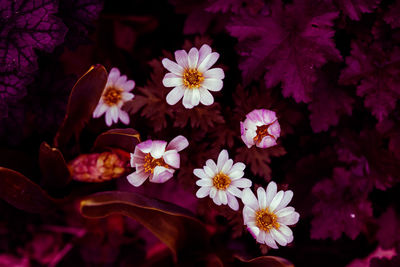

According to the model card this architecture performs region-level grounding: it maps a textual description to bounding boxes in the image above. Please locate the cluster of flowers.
[91,44,299,249]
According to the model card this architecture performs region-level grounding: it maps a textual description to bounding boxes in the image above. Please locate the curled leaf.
[234,255,294,267]
[54,64,108,149]
[93,128,141,152]
[39,142,71,189]
[0,167,56,213]
[80,191,209,259]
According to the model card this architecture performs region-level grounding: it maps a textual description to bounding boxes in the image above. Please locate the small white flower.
[240,109,281,149]
[93,67,135,127]
[162,44,224,109]
[127,135,189,187]
[194,149,252,211]
[242,181,300,249]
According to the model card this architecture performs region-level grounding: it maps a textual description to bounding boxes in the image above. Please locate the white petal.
[121,80,135,91]
[108,68,121,83]
[202,78,223,92]
[196,179,213,187]
[198,52,219,72]
[216,150,229,171]
[264,232,279,249]
[243,206,256,224]
[227,186,242,197]
[151,166,174,183]
[150,140,167,159]
[227,194,239,211]
[242,188,259,211]
[218,190,228,205]
[188,47,199,69]
[127,171,148,187]
[197,44,212,67]
[206,159,218,173]
[271,228,287,246]
[163,73,183,87]
[166,135,189,152]
[265,181,277,207]
[221,159,233,173]
[122,92,134,101]
[166,86,185,105]
[204,165,215,178]
[174,50,188,68]
[278,224,293,239]
[118,110,130,125]
[275,190,293,211]
[193,168,208,179]
[257,187,267,210]
[276,207,295,217]
[93,103,108,118]
[270,191,284,212]
[229,171,244,180]
[210,187,217,198]
[162,58,184,75]
[204,68,224,79]
[278,212,300,226]
[137,140,152,153]
[228,162,245,174]
[182,89,194,109]
[257,230,266,244]
[163,150,180,168]
[191,89,200,107]
[199,87,214,106]
[115,75,128,88]
[110,106,119,123]
[248,226,260,240]
[105,110,113,126]
[196,186,211,198]
[232,178,252,188]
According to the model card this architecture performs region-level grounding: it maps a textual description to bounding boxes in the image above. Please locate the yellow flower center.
[183,68,204,89]
[255,209,280,232]
[143,153,169,174]
[212,172,231,190]
[253,124,275,144]
[103,86,123,106]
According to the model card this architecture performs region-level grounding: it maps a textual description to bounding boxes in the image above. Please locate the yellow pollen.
[253,123,275,144]
[183,68,204,89]
[255,209,280,232]
[143,153,169,174]
[212,172,231,190]
[103,86,123,106]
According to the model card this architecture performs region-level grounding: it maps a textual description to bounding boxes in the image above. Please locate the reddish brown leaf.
[234,255,294,266]
[92,128,141,153]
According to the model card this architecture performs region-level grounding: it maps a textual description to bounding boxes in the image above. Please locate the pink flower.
[162,44,224,109]
[240,109,281,148]
[93,67,135,126]
[127,135,189,187]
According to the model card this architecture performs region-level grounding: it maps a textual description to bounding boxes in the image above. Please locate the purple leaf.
[384,0,400,29]
[226,0,341,103]
[334,0,381,21]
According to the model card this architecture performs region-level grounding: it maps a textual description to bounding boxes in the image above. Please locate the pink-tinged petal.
[240,121,245,135]
[175,50,188,68]
[248,226,260,239]
[243,206,256,224]
[151,166,174,183]
[115,75,128,88]
[242,188,259,211]
[105,110,113,126]
[278,211,300,225]
[188,47,199,69]
[286,234,294,243]
[217,149,229,172]
[278,224,293,239]
[275,207,295,217]
[196,179,212,187]
[202,78,223,92]
[257,187,267,210]
[166,135,189,152]
[228,162,246,174]
[183,89,194,109]
[258,136,277,148]
[246,109,263,122]
[221,159,233,173]
[206,159,218,173]
[162,58,184,75]
[191,89,200,107]
[163,150,180,169]
[257,230,266,243]
[93,103,107,118]
[270,190,284,212]
[268,120,281,139]
[110,106,119,123]
[264,233,279,249]
[196,186,211,198]
[130,152,135,167]
[241,131,254,148]
[261,109,277,124]
[118,110,130,125]
[227,186,242,197]
[265,181,277,206]
[203,165,215,178]
[227,194,239,211]
[127,171,148,187]
[193,168,208,179]
[137,140,153,153]
[150,140,167,159]
[199,87,214,106]
[131,148,144,166]
[204,68,224,79]
[210,187,217,199]
[232,178,252,188]
[122,92,134,101]
[198,52,219,72]
[244,129,257,145]
[121,80,135,91]
[270,228,287,246]
[213,194,222,205]
[198,44,212,67]
[275,190,294,211]
[163,73,183,87]
[218,190,228,205]
[108,67,121,83]
[166,86,185,105]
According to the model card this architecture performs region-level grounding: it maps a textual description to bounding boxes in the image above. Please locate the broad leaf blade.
[80,191,209,259]
[235,255,294,267]
[93,128,141,152]
[54,64,108,149]
[0,167,56,213]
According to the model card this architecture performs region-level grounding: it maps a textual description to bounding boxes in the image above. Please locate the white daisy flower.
[127,135,189,187]
[240,109,281,149]
[162,44,224,109]
[194,149,252,211]
[93,67,135,127]
[242,181,300,249]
